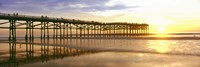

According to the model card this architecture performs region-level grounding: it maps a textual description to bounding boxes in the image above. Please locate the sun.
[159,27,166,34]
[157,27,168,37]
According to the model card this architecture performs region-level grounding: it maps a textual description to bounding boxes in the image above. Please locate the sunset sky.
[0,0,200,33]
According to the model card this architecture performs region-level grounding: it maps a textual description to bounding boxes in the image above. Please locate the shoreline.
[0,36,200,41]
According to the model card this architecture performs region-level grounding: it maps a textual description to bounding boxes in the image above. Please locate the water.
[1,37,200,67]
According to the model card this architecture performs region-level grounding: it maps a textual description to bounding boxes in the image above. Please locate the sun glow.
[159,27,166,34]
[157,27,168,37]
[146,16,173,33]
[147,16,172,25]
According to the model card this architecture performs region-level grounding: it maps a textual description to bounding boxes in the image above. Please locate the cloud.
[39,0,132,13]
[2,0,200,15]
[82,4,138,12]
[69,4,90,8]
[0,0,140,14]
[52,3,90,10]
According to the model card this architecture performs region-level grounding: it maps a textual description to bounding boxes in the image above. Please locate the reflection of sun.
[148,41,171,53]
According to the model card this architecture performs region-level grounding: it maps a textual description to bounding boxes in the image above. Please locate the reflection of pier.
[0,39,98,67]
[0,13,149,40]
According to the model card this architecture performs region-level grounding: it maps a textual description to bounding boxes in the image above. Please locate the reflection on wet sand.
[147,40,171,53]
[1,38,200,67]
[0,38,98,67]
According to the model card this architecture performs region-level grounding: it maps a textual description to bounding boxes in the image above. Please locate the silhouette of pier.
[0,12,149,40]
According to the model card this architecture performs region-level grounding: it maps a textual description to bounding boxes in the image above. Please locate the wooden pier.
[0,13,149,40]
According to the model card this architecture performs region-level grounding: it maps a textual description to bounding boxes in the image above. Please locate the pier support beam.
[9,20,16,41]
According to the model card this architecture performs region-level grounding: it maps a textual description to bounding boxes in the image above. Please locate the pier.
[0,13,149,40]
